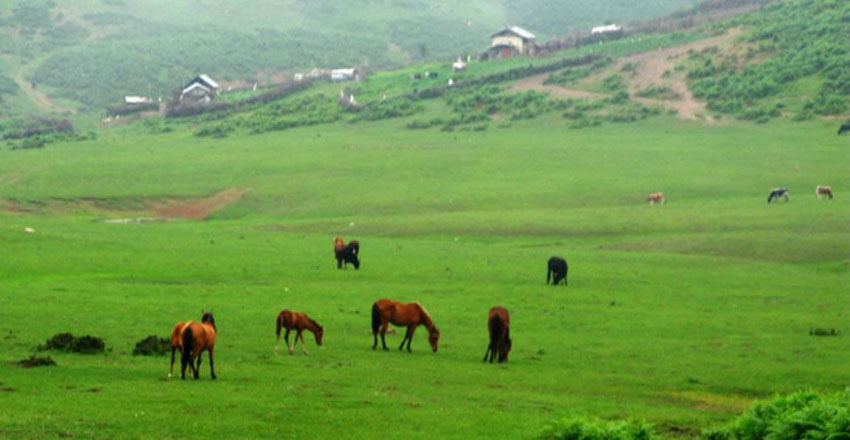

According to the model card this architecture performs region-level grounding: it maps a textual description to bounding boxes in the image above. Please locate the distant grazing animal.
[838,123,850,135]
[646,192,665,205]
[178,311,217,380]
[767,187,789,203]
[547,256,568,286]
[411,73,422,80]
[334,236,346,268]
[275,310,324,355]
[372,299,439,352]
[483,307,511,363]
[425,71,438,78]
[341,239,360,269]
[816,185,833,200]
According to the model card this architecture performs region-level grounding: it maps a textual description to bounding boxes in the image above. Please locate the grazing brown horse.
[646,192,665,205]
[275,310,324,355]
[816,185,834,200]
[372,299,439,352]
[334,237,346,268]
[180,311,217,380]
[483,307,511,363]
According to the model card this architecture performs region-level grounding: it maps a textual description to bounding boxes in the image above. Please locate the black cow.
[547,256,568,286]
[341,240,360,269]
[838,123,850,135]
[767,187,789,203]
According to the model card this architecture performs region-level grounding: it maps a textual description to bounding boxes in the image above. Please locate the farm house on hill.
[481,26,539,60]
[179,74,220,103]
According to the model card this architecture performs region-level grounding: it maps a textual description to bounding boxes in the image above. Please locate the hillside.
[0,0,705,114]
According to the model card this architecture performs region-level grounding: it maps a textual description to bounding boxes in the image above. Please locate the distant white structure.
[180,74,220,103]
[124,96,151,104]
[591,24,622,35]
[331,68,361,82]
[452,56,467,72]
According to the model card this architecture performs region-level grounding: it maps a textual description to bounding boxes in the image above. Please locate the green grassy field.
[0,113,848,438]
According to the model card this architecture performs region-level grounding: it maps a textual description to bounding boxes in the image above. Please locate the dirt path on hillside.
[509,28,742,122]
[508,72,605,99]
[154,188,247,220]
[3,55,73,114]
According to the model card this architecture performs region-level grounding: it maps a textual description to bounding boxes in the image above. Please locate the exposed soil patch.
[508,72,605,99]
[509,28,743,122]
[2,187,246,220]
[153,188,246,220]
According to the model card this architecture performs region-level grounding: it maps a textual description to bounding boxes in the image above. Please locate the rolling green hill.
[0,0,705,114]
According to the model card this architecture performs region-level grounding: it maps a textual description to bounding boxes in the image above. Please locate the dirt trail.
[3,55,73,114]
[508,72,604,99]
[509,28,742,122]
[154,188,247,220]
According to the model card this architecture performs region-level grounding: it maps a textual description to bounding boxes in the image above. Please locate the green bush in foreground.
[537,417,656,440]
[702,390,850,440]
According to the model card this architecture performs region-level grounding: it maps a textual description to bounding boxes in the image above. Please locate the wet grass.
[0,115,847,438]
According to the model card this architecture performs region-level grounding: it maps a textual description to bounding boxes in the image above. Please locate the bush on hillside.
[537,417,657,440]
[701,390,850,440]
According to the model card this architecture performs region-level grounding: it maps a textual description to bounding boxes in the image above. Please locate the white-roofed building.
[483,26,538,59]
[180,74,220,103]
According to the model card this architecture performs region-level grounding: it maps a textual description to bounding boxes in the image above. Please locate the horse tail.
[546,265,551,284]
[371,302,381,335]
[276,313,284,339]
[182,325,195,362]
[491,314,503,343]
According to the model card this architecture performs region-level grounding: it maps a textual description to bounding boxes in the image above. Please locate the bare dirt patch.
[509,28,743,122]
[2,188,247,220]
[508,72,605,100]
[153,188,246,220]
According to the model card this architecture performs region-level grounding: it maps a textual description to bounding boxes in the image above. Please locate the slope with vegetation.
[0,0,704,113]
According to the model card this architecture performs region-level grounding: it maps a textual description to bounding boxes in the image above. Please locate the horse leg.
[298,331,308,355]
[483,343,492,362]
[208,346,216,380]
[380,323,389,351]
[169,345,176,378]
[193,349,200,380]
[406,326,416,352]
[196,351,202,375]
[399,326,411,351]
[285,329,293,355]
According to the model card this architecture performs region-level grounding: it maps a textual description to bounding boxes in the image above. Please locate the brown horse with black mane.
[275,310,324,355]
[483,307,511,363]
[173,311,217,380]
[372,299,439,352]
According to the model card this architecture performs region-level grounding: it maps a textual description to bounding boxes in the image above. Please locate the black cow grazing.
[767,187,789,203]
[838,123,850,135]
[547,256,568,286]
[341,240,360,269]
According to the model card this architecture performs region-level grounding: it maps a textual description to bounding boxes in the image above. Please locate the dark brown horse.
[372,299,439,352]
[179,311,217,380]
[275,310,324,355]
[483,307,511,363]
